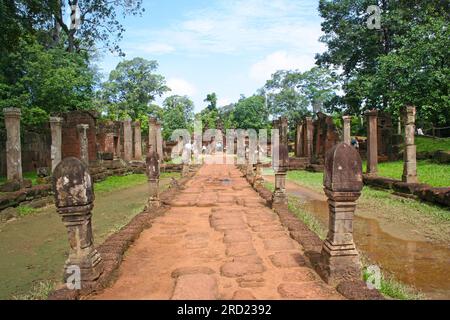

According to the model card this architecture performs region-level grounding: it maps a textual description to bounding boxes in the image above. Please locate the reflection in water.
[297,195,450,300]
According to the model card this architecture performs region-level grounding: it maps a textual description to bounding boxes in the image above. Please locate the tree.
[232,95,269,130]
[0,36,96,129]
[162,95,195,140]
[204,92,218,111]
[317,0,449,121]
[100,58,170,120]
[49,0,144,53]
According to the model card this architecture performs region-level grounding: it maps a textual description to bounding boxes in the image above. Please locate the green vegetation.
[416,137,450,154]
[369,160,450,188]
[287,170,449,224]
[93,172,180,194]
[288,197,327,240]
[0,172,39,186]
[287,170,324,192]
[12,281,55,300]
[16,205,37,217]
[361,265,422,300]
[0,173,178,300]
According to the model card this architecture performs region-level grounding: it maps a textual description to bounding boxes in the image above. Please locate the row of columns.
[2,109,152,182]
[52,140,163,289]
[364,107,417,183]
[270,116,364,285]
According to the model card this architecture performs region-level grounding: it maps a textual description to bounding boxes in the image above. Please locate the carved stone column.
[146,151,161,209]
[3,108,22,181]
[53,157,103,287]
[365,110,378,176]
[295,122,303,157]
[122,119,132,162]
[77,124,89,164]
[50,117,63,172]
[320,143,363,286]
[342,116,352,145]
[272,117,289,207]
[402,106,418,183]
[132,121,142,160]
[305,117,314,160]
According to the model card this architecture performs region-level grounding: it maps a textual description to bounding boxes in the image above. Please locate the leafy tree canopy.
[99,58,170,121]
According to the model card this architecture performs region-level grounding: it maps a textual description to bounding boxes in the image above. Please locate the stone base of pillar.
[63,249,104,286]
[272,191,288,206]
[319,240,361,286]
[402,174,418,184]
[182,164,190,177]
[146,200,161,210]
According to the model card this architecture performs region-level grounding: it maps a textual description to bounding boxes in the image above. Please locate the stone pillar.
[3,108,22,181]
[53,157,103,286]
[320,143,363,286]
[272,117,289,207]
[50,117,63,172]
[132,121,142,160]
[156,122,164,162]
[365,110,378,176]
[77,124,89,164]
[145,151,160,209]
[402,106,418,183]
[342,116,352,145]
[122,119,132,162]
[295,122,303,157]
[245,147,254,180]
[253,160,264,188]
[305,117,314,160]
[148,117,158,155]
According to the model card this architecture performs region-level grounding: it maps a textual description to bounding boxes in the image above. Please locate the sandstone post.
[402,106,418,183]
[50,117,63,172]
[342,116,352,145]
[320,143,363,285]
[365,110,378,175]
[53,157,103,287]
[305,117,314,160]
[3,108,22,181]
[123,119,132,162]
[148,117,158,155]
[146,150,161,208]
[156,121,164,162]
[77,124,89,164]
[132,121,142,160]
[272,117,289,207]
[295,122,303,157]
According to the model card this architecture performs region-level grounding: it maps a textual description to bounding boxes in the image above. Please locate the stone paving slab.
[93,164,342,300]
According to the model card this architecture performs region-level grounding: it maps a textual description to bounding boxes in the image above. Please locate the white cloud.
[217,98,231,107]
[249,51,316,83]
[131,0,324,55]
[167,78,197,97]
[128,43,175,55]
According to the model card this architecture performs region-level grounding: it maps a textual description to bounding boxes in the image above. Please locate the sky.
[96,0,326,112]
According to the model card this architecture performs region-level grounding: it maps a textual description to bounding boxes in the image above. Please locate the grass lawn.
[0,172,39,186]
[416,136,450,153]
[0,172,180,300]
[364,160,450,187]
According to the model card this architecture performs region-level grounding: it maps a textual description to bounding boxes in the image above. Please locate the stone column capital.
[342,115,352,122]
[365,110,378,117]
[3,108,21,118]
[77,124,89,130]
[49,117,64,124]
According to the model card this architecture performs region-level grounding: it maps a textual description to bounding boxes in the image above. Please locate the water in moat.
[287,185,450,300]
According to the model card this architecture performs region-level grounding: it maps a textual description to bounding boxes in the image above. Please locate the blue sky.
[97,0,326,112]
